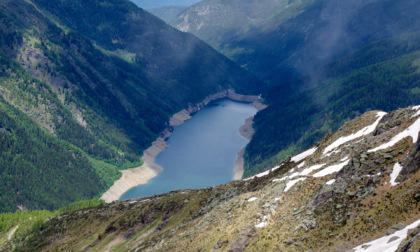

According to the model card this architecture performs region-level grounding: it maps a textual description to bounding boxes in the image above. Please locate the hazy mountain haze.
[131,0,201,8]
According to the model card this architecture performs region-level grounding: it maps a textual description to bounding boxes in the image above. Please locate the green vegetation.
[0,94,103,212]
[410,87,420,95]
[245,33,420,175]
[0,199,104,244]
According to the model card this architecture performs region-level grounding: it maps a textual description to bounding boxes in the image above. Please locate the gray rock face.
[388,236,400,243]
[227,226,257,252]
[399,132,420,182]
[212,238,229,250]
[387,223,406,235]
[311,191,333,209]
[301,218,317,230]
[396,225,420,252]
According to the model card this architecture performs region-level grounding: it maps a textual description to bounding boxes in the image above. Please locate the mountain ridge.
[2,104,419,251]
[146,6,187,23]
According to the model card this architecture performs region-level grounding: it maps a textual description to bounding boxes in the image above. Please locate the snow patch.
[390,163,403,186]
[273,177,287,182]
[297,161,306,168]
[352,219,420,252]
[271,165,281,172]
[289,172,300,179]
[247,197,258,202]
[255,216,268,228]
[299,164,325,176]
[324,112,387,155]
[368,117,420,152]
[324,149,341,157]
[255,170,270,178]
[412,105,420,118]
[284,178,306,192]
[244,164,283,181]
[291,147,317,162]
[326,179,336,185]
[313,159,350,177]
[244,170,270,181]
[272,164,325,183]
[412,109,420,118]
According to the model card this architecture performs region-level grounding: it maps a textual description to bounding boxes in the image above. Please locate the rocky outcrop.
[397,225,420,252]
[171,89,263,124]
[227,226,257,252]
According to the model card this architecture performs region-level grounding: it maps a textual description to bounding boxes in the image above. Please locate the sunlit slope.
[4,105,420,251]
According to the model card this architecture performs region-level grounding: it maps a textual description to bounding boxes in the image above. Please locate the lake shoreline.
[234,116,256,179]
[100,89,266,203]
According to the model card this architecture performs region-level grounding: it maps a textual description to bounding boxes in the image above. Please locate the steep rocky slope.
[4,105,420,251]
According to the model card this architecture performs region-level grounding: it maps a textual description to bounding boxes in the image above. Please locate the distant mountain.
[171,0,286,52]
[171,0,420,175]
[0,0,260,212]
[147,6,187,23]
[131,0,201,9]
[172,0,420,81]
[5,104,420,251]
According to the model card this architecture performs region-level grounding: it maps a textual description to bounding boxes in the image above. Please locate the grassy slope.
[0,199,104,246]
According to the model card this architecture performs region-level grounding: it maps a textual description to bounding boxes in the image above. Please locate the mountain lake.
[120,98,258,199]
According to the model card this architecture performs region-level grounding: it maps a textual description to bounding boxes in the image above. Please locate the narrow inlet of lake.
[120,98,258,199]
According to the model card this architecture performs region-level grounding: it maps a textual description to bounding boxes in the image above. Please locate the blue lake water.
[120,98,257,199]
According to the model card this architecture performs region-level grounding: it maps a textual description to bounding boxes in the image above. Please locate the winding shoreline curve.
[100,89,266,203]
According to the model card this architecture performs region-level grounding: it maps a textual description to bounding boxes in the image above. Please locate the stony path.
[7,225,18,241]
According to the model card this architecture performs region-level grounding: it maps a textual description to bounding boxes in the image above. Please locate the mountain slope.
[171,0,289,53]
[130,0,201,9]
[244,32,420,175]
[171,0,420,175]
[172,0,420,81]
[147,6,187,23]
[3,104,420,251]
[0,0,260,212]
